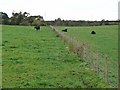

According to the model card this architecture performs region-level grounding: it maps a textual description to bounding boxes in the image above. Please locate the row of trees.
[0,11,45,26]
[46,18,118,26]
[0,11,118,26]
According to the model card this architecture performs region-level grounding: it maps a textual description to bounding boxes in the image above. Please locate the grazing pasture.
[2,25,109,88]
[56,25,118,87]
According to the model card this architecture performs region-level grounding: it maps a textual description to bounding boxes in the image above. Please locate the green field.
[57,25,118,60]
[2,25,110,88]
[56,25,118,87]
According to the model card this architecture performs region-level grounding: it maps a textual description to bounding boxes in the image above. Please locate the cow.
[34,25,40,31]
[62,29,67,32]
[91,31,96,34]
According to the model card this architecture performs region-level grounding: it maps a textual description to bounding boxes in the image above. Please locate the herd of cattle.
[34,25,96,34]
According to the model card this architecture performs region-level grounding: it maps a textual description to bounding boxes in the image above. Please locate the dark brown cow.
[91,31,96,34]
[34,25,40,30]
[62,29,67,32]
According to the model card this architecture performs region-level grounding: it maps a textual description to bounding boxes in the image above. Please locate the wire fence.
[49,25,118,87]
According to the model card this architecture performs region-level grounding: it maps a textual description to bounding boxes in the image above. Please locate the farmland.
[56,25,118,87]
[2,25,110,88]
[57,25,118,61]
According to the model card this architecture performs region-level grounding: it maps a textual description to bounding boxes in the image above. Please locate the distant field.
[57,25,118,59]
[56,25,118,87]
[2,25,109,88]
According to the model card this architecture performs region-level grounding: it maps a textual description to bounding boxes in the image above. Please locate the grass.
[56,25,118,87]
[2,25,109,88]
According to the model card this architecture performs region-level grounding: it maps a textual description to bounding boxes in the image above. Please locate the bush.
[19,21,30,26]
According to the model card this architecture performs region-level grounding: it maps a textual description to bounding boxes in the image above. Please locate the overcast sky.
[0,0,119,21]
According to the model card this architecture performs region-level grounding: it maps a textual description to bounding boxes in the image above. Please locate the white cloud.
[0,0,119,20]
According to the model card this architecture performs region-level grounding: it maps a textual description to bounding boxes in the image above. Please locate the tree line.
[0,11,45,26]
[0,11,118,26]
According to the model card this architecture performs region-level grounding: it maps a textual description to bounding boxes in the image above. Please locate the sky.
[0,0,119,21]
[119,1,120,19]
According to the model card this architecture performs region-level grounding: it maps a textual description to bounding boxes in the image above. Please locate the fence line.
[49,25,117,87]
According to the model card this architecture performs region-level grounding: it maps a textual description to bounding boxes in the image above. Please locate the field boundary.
[0,25,2,89]
[49,25,117,87]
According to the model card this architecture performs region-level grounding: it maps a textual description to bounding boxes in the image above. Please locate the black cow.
[91,31,96,34]
[62,29,67,32]
[34,25,40,30]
